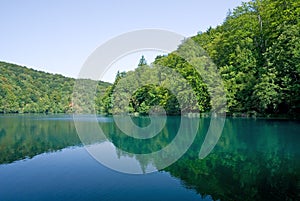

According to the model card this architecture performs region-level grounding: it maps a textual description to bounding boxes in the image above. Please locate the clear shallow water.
[0,114,299,201]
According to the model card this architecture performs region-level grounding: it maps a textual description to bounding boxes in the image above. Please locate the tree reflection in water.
[0,115,299,201]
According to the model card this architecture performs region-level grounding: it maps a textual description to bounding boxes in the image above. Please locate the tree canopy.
[0,61,110,113]
[1,0,299,117]
[102,0,300,117]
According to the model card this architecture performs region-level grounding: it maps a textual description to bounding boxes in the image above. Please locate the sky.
[0,0,247,83]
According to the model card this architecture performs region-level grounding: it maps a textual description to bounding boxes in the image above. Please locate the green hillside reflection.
[0,115,299,200]
[0,115,81,164]
[165,118,300,201]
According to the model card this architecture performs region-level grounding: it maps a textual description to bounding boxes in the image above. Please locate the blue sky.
[0,0,247,82]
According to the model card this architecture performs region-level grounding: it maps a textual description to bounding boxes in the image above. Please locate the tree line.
[1,0,299,116]
[0,61,110,113]
[102,0,300,117]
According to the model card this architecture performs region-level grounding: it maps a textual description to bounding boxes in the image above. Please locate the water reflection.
[93,116,199,174]
[0,115,80,164]
[0,115,299,200]
[165,118,300,201]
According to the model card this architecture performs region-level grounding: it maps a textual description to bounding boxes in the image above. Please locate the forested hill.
[191,0,300,115]
[1,0,299,116]
[0,61,110,113]
[102,0,300,117]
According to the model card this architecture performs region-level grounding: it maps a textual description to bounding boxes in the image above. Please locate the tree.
[138,55,147,67]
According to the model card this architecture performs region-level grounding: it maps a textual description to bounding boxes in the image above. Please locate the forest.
[0,61,110,113]
[102,0,300,117]
[1,0,299,116]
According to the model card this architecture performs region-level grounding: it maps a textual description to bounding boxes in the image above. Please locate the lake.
[0,114,299,201]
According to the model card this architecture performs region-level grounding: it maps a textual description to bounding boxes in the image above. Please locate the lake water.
[0,114,299,201]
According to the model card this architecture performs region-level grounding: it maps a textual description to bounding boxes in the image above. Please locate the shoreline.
[1,112,299,120]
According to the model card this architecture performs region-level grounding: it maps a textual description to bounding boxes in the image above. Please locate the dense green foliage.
[193,0,300,115]
[1,0,299,116]
[101,59,207,115]
[103,0,300,116]
[0,61,110,113]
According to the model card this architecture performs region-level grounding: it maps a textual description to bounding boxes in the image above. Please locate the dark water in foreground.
[0,115,299,201]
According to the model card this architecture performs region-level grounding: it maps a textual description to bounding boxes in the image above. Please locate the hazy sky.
[0,0,247,82]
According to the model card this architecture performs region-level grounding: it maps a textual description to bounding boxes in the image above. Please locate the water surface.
[0,115,299,201]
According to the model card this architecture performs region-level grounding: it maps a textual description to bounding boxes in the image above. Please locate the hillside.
[0,61,111,113]
[1,0,299,116]
[103,0,300,117]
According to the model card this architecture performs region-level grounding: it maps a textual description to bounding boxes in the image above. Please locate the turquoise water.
[0,115,299,200]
